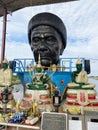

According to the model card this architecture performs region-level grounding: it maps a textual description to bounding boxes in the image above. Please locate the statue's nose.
[38,43,48,53]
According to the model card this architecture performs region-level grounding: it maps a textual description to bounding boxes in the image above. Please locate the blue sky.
[0,0,98,75]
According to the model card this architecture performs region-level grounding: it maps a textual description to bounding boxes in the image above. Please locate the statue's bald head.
[28,12,67,66]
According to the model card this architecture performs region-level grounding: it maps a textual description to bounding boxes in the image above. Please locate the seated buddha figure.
[0,58,12,87]
[25,57,54,113]
[68,58,95,89]
[25,56,52,102]
[0,59,15,110]
[62,58,97,114]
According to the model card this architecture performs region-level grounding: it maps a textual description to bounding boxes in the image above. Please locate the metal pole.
[1,8,7,63]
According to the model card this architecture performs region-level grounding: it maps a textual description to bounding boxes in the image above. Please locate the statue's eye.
[46,36,57,42]
[32,37,41,43]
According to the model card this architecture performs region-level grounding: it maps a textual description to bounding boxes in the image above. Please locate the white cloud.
[3,42,33,61]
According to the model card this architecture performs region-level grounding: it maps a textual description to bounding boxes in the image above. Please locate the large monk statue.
[28,12,67,67]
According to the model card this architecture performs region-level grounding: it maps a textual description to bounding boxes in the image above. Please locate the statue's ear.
[60,46,64,55]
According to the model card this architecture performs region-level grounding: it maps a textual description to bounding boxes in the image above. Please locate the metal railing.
[12,57,85,73]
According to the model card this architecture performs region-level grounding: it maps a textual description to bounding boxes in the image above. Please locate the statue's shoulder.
[4,68,12,74]
[79,70,87,75]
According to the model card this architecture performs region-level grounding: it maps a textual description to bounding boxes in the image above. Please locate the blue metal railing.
[13,57,85,73]
[13,58,35,72]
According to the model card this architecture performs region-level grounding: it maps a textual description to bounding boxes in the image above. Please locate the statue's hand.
[35,85,39,89]
[44,83,49,89]
[26,83,31,88]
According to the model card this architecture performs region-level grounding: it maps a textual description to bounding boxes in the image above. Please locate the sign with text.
[41,112,67,130]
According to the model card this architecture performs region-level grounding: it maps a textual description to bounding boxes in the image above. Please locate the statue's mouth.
[41,56,51,60]
[40,57,52,66]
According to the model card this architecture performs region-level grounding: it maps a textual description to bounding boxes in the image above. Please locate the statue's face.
[2,63,8,70]
[30,25,63,67]
[76,64,82,72]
